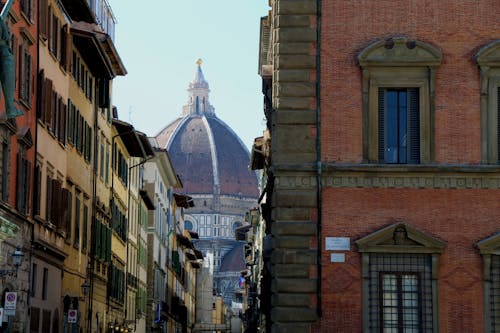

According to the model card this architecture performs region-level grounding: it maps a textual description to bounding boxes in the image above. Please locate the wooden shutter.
[408,88,420,164]
[33,164,41,215]
[51,179,61,226]
[95,220,102,260]
[497,87,500,162]
[67,100,72,143]
[44,78,52,126]
[16,154,24,212]
[24,160,31,214]
[18,44,25,101]
[36,70,45,119]
[66,190,72,241]
[61,102,67,145]
[39,0,48,39]
[98,79,110,108]
[378,88,385,162]
[61,188,69,232]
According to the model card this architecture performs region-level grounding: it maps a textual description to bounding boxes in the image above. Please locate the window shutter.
[61,188,69,232]
[497,87,500,162]
[95,221,101,260]
[378,88,385,162]
[25,160,31,214]
[33,164,41,216]
[106,225,111,262]
[408,88,420,164]
[60,25,67,70]
[16,154,24,212]
[61,102,67,145]
[44,79,52,126]
[98,79,110,108]
[67,100,72,143]
[66,190,72,241]
[36,71,45,119]
[82,205,88,251]
[39,0,48,39]
[18,44,25,101]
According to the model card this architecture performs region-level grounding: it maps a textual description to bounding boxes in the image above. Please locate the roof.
[112,119,152,158]
[219,243,246,273]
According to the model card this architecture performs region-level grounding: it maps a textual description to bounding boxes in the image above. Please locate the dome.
[155,61,258,198]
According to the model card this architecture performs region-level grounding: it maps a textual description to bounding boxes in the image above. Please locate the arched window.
[185,220,194,231]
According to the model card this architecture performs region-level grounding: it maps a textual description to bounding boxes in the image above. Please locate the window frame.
[358,37,441,164]
[356,222,445,333]
[475,41,500,163]
[477,233,500,333]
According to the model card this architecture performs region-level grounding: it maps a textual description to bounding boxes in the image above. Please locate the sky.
[107,0,270,150]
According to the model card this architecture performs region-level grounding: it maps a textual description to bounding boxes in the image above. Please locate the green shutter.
[497,87,500,162]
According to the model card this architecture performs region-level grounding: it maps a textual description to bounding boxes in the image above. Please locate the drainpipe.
[315,0,323,318]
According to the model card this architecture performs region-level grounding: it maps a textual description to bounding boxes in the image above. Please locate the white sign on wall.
[325,237,350,251]
[330,253,346,263]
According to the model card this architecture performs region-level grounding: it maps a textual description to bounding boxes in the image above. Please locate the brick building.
[258,0,500,332]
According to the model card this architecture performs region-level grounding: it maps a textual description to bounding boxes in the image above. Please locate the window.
[20,0,34,22]
[82,205,88,251]
[379,88,420,164]
[18,39,33,107]
[477,233,500,332]
[16,149,31,214]
[31,263,37,297]
[356,223,445,333]
[73,196,80,248]
[358,37,442,164]
[0,128,10,202]
[42,267,48,300]
[475,40,500,163]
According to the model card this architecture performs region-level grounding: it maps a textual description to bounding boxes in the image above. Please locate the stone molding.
[274,164,500,189]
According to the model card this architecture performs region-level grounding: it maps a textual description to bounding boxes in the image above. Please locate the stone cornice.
[272,163,500,189]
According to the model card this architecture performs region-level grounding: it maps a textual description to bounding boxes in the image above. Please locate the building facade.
[0,0,38,331]
[258,0,500,332]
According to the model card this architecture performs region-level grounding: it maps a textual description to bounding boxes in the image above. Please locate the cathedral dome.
[155,60,258,197]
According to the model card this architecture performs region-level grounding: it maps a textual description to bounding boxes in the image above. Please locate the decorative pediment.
[17,126,33,148]
[356,222,446,254]
[477,232,500,255]
[358,37,442,67]
[474,40,500,67]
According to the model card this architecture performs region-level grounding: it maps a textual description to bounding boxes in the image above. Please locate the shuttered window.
[378,88,420,164]
[16,153,31,215]
[497,87,500,164]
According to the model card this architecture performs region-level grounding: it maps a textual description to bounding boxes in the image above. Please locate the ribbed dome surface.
[156,115,258,196]
[155,61,258,197]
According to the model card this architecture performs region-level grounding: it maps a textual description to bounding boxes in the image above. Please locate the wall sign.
[325,237,350,251]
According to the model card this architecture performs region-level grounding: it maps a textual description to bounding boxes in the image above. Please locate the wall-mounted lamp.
[81,281,90,296]
[0,247,24,277]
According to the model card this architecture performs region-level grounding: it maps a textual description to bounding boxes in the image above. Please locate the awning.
[139,190,155,210]
[112,119,147,158]
[174,193,194,208]
[176,234,192,248]
[194,249,204,260]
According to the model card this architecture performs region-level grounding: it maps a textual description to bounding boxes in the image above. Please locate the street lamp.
[81,281,90,296]
[0,247,24,276]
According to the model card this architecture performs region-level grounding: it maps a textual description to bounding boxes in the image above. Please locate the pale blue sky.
[107,1,269,150]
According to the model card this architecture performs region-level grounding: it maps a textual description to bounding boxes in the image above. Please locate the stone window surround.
[358,37,442,164]
[475,40,500,164]
[356,222,446,333]
[477,232,500,333]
